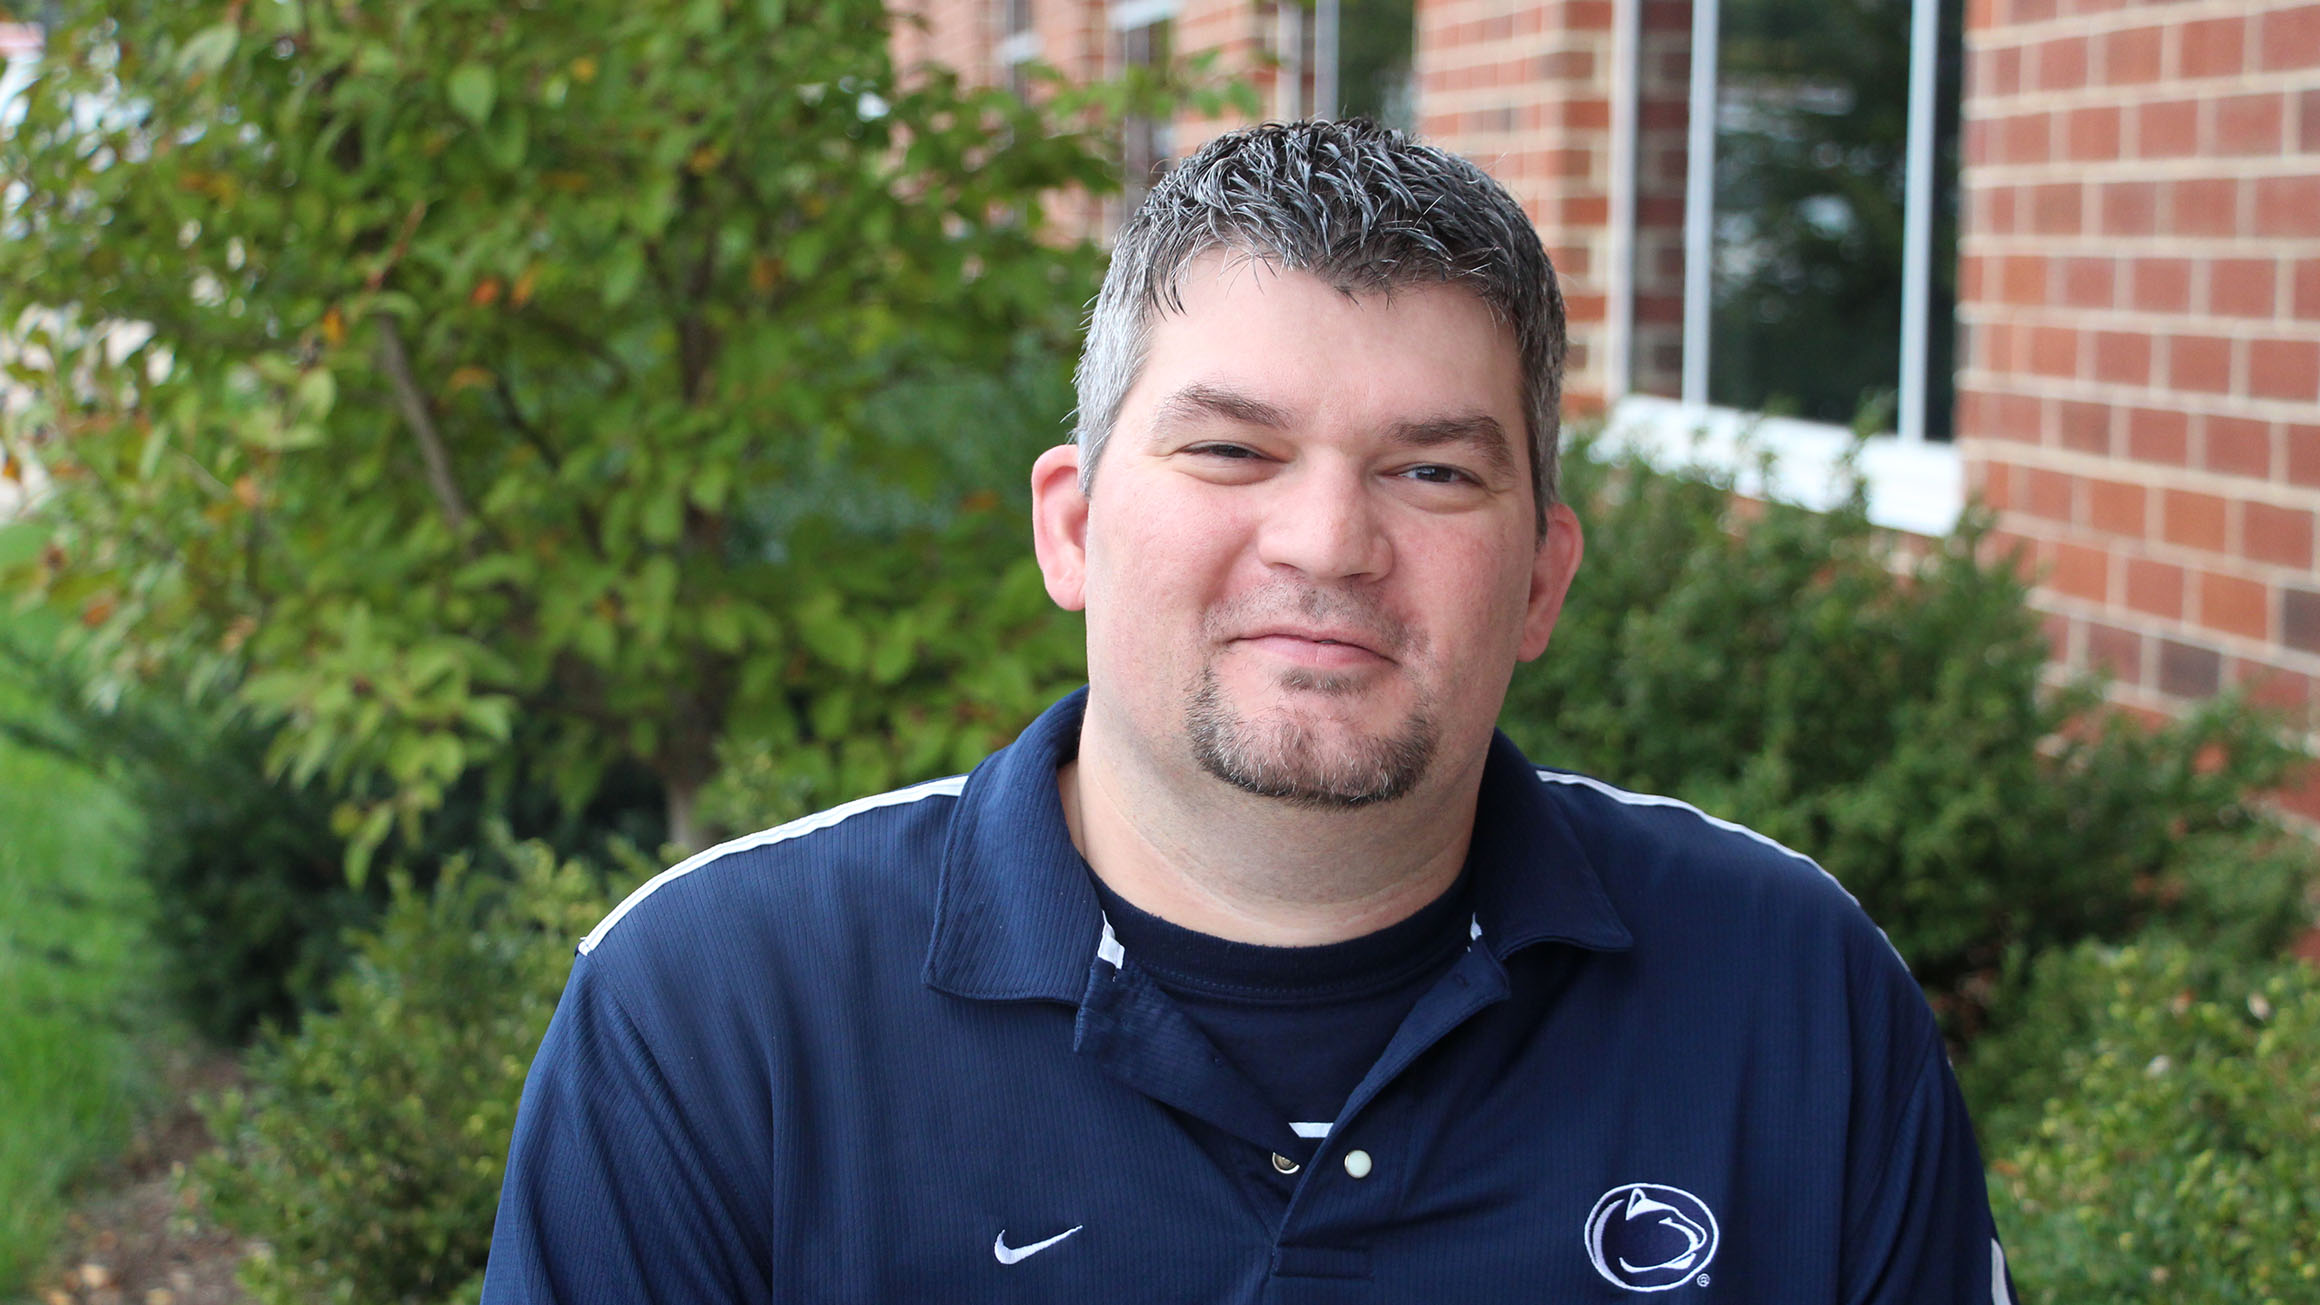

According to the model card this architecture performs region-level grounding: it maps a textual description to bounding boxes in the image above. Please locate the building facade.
[897,0,2320,818]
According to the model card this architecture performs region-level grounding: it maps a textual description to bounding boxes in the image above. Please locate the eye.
[1185,442,1264,461]
[1398,463,1480,486]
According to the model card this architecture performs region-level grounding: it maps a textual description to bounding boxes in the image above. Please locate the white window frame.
[1601,0,1962,538]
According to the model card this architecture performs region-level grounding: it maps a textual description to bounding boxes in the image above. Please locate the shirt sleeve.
[479,950,770,1305]
[1840,1036,2019,1305]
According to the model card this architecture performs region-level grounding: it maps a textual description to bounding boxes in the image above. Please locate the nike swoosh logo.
[993,1226,1082,1264]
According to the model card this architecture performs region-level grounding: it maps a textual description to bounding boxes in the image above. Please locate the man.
[482,120,2014,1303]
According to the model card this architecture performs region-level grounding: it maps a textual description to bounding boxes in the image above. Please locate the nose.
[1254,465,1393,581]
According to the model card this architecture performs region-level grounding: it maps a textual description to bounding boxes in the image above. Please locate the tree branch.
[373,317,471,536]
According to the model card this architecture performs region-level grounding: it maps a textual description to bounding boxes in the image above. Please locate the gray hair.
[1071,119,1568,533]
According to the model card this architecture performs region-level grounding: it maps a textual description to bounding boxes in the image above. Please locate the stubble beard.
[1184,663,1441,809]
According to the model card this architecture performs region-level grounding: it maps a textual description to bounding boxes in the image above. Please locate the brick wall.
[1416,0,1617,407]
[1956,0,2320,816]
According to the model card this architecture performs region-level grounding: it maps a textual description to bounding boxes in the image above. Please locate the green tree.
[1,1,1211,864]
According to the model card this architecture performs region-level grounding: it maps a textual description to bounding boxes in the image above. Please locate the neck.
[1058,704,1485,947]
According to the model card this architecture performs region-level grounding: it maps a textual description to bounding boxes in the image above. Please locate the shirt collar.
[922,688,1631,1003]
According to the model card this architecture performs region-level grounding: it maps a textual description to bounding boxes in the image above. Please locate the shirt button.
[1342,1149,1373,1179]
[1270,1152,1301,1175]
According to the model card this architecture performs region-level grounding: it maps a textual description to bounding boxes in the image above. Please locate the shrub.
[1508,433,2313,1033]
[1982,941,2320,1303]
[0,629,663,1042]
[194,840,616,1304]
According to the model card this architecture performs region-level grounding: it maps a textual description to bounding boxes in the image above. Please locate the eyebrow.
[1388,413,1518,482]
[1149,383,1293,432]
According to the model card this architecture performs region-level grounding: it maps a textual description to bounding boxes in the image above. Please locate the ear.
[1516,502,1584,662]
[1030,443,1091,613]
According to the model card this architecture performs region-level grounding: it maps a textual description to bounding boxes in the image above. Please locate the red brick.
[2040,609,2073,665]
[2022,466,2074,522]
[2198,571,2270,640]
[2014,0,2057,23]
[2130,257,2190,311]
[2059,400,2111,452]
[1998,111,2051,165]
[2029,182,2084,234]
[2159,638,2223,698]
[2168,334,2234,393]
[2030,326,2080,377]
[2062,106,2120,161]
[2127,407,2191,464]
[2135,99,2199,158]
[1980,322,2018,372]
[2258,5,2320,72]
[2287,587,2320,654]
[1978,459,2015,510]
[2103,25,2163,83]
[1999,254,2047,305]
[2250,338,2320,401]
[1990,43,2023,96]
[2086,478,2146,534]
[2235,662,2313,722]
[2085,622,2145,684]
[2290,428,2320,486]
[2295,260,2320,321]
[2215,92,2285,155]
[2244,502,2317,569]
[2051,542,2111,602]
[2302,88,2320,150]
[2164,489,2229,551]
[2207,417,2273,477]
[1981,185,2018,235]
[2209,259,2277,319]
[2177,16,2246,78]
[2126,558,2187,619]
[2058,257,2115,308]
[2255,177,2320,237]
[2169,178,2240,238]
[1992,391,2042,441]
[2036,36,2089,90]
[2092,331,2150,383]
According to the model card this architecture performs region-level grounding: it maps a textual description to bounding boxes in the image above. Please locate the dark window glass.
[1709,0,1960,436]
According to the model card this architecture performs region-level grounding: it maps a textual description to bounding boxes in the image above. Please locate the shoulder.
[576,773,970,969]
[1528,766,1909,984]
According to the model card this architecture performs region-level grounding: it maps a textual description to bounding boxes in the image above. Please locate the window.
[998,0,1039,99]
[1607,0,1965,536]
[1113,1,1176,213]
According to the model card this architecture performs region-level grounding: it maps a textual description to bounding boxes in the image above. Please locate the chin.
[1183,667,1441,809]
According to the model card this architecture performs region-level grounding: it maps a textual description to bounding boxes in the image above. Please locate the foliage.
[1508,433,2314,1033]
[195,839,617,1305]
[0,0,1234,868]
[0,527,156,1296]
[1982,941,2320,1304]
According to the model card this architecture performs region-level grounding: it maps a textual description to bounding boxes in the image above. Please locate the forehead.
[1123,253,1526,436]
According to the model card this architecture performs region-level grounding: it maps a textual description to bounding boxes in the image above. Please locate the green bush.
[1508,433,2313,1032]
[1983,941,2320,1304]
[194,840,616,1304]
[0,631,663,1042]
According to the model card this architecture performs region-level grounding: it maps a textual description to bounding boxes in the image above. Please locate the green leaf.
[178,24,241,77]
[448,64,497,126]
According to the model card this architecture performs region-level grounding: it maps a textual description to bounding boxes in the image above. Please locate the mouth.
[1233,629,1395,670]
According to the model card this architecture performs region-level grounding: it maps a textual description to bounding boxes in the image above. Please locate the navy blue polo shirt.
[482,689,2014,1303]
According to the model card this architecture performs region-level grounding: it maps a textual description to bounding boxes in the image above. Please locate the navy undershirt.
[1088,866,1474,1163]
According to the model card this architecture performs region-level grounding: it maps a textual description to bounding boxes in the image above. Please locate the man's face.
[1032,253,1582,808]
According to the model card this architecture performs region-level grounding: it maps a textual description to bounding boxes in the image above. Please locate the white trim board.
[1598,395,1965,539]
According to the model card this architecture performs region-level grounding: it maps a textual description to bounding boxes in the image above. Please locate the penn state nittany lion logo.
[1584,1183,1720,1292]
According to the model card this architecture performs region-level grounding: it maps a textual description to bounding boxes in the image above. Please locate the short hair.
[1071,119,1568,533]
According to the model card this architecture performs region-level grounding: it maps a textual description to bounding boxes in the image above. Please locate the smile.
[1235,633,1394,671]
